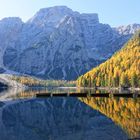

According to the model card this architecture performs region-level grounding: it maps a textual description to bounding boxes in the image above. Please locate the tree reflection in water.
[79,97,140,139]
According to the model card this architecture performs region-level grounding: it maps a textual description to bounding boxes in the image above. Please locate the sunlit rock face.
[115,24,140,35]
[0,6,140,80]
[0,98,128,140]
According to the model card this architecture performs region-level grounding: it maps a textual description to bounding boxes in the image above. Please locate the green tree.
[131,73,138,87]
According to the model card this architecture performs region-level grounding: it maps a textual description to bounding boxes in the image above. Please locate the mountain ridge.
[0,6,140,80]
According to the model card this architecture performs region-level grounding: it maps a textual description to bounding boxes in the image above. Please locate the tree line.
[77,31,140,88]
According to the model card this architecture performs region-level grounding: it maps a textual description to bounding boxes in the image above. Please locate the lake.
[0,87,139,140]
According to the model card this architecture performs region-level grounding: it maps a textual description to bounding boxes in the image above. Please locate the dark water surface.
[0,87,139,140]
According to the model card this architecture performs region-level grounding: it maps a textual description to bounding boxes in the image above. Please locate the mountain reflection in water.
[0,87,139,140]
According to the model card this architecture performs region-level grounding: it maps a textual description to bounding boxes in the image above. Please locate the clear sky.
[0,0,139,27]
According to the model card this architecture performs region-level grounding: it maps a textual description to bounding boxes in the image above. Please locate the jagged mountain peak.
[0,17,23,28]
[38,6,76,14]
[0,17,22,23]
[115,23,140,35]
[28,6,79,24]
[27,6,99,27]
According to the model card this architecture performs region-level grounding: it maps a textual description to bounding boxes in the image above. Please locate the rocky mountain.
[0,6,140,80]
[115,23,140,35]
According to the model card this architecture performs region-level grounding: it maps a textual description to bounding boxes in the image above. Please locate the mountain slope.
[77,31,140,87]
[0,6,140,80]
[0,17,23,68]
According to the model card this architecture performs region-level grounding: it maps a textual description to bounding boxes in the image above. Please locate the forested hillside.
[77,31,140,87]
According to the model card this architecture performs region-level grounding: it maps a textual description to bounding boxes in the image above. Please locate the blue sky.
[0,0,139,27]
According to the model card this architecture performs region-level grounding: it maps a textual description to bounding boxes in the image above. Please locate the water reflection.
[3,87,140,100]
[4,87,78,100]
[0,98,128,140]
[0,87,139,140]
[79,97,140,139]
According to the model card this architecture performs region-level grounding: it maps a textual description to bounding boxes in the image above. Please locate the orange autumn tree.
[77,31,140,87]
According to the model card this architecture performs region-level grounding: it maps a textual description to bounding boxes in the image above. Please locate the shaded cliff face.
[0,6,140,80]
[0,98,128,140]
[0,17,23,68]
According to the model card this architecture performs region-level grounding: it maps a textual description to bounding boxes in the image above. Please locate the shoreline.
[76,86,140,91]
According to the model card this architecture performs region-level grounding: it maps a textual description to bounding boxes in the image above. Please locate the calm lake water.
[0,87,140,140]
